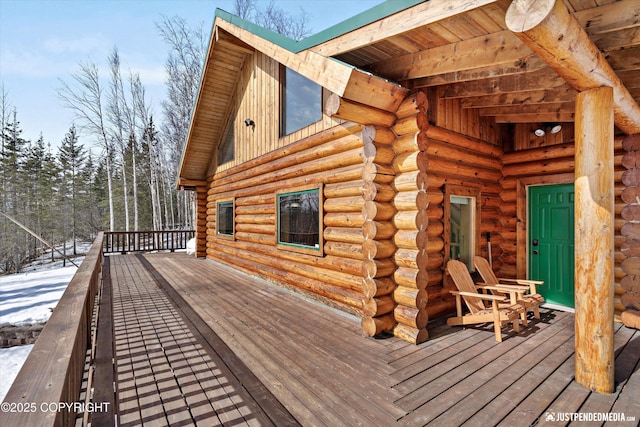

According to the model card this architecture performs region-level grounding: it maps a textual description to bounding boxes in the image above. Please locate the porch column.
[574,86,615,393]
[195,186,208,258]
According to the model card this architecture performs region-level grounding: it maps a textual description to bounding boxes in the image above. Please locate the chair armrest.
[498,277,543,285]
[492,283,531,292]
[450,290,509,301]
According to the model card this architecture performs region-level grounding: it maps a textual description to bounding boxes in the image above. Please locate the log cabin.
[177,0,640,393]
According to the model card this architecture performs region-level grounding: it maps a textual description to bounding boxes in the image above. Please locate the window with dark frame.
[277,188,321,253]
[216,200,234,237]
[281,66,322,136]
[218,118,234,165]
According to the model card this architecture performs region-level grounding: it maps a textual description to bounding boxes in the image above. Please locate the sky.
[0,0,383,149]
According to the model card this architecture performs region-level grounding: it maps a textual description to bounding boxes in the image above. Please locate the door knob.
[533,250,539,255]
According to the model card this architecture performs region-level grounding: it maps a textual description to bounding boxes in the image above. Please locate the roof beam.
[310,0,499,58]
[494,112,575,123]
[409,54,547,88]
[506,0,640,134]
[438,68,567,98]
[460,87,577,108]
[371,30,532,81]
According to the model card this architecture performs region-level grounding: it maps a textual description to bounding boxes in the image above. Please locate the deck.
[97,253,640,426]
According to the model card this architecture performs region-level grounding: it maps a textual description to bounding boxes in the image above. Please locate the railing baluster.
[102,230,194,254]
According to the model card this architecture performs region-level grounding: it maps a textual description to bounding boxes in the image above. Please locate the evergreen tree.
[23,135,60,259]
[0,110,27,272]
[58,125,86,255]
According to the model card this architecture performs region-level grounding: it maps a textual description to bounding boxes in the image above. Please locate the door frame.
[516,173,574,279]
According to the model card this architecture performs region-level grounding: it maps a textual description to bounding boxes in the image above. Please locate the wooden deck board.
[104,254,291,426]
[96,253,640,426]
[425,313,576,426]
[154,261,394,426]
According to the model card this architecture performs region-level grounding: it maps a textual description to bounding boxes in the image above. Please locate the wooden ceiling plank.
[573,0,640,35]
[605,46,640,71]
[592,26,640,51]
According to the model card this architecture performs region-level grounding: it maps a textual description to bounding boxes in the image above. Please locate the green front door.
[528,183,575,308]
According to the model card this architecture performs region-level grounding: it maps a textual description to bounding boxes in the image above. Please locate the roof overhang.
[177,8,410,188]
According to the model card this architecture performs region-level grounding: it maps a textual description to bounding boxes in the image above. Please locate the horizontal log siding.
[196,187,208,257]
[206,123,368,313]
[422,126,504,319]
[619,134,640,318]
[216,52,342,173]
[502,136,626,316]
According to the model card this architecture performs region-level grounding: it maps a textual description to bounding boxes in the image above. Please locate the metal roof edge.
[215,0,425,53]
[299,0,425,50]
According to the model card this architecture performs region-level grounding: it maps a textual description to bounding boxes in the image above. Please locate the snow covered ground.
[0,246,89,402]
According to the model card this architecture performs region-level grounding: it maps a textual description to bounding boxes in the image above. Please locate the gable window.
[444,185,480,271]
[218,118,234,165]
[276,185,323,256]
[216,200,234,238]
[281,66,322,136]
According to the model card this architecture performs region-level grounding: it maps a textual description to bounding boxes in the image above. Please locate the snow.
[186,238,196,255]
[0,246,87,402]
[0,267,78,327]
[0,344,34,401]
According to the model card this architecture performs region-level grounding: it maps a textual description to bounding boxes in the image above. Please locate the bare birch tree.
[107,48,131,231]
[58,62,116,231]
[156,15,206,228]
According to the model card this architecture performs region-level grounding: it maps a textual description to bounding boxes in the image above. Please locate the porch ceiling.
[314,0,640,129]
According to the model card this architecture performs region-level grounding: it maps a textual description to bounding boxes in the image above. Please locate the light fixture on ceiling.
[244,118,255,130]
[533,123,562,137]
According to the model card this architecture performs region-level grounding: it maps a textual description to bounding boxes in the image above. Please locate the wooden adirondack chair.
[446,260,525,342]
[473,256,544,321]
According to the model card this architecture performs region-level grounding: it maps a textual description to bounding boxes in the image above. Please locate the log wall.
[422,125,504,314]
[620,133,640,321]
[206,123,369,313]
[502,135,626,316]
[195,186,208,257]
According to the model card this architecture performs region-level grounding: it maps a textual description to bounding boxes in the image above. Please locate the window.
[276,186,323,256]
[216,200,234,237]
[218,119,234,165]
[281,67,322,136]
[444,186,480,271]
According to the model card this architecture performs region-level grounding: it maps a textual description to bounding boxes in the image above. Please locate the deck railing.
[103,229,194,254]
[1,232,104,427]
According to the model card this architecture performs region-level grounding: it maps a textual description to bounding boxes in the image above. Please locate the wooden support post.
[574,86,615,394]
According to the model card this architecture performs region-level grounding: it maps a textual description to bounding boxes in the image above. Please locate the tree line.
[0,16,205,273]
[0,1,310,274]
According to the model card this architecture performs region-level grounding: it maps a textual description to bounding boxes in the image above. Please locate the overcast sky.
[0,0,382,148]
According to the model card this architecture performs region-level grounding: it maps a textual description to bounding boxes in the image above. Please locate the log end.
[505,0,556,33]
[361,314,395,336]
[621,309,640,329]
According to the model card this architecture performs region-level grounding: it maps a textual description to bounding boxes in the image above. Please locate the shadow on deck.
[99,253,640,426]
